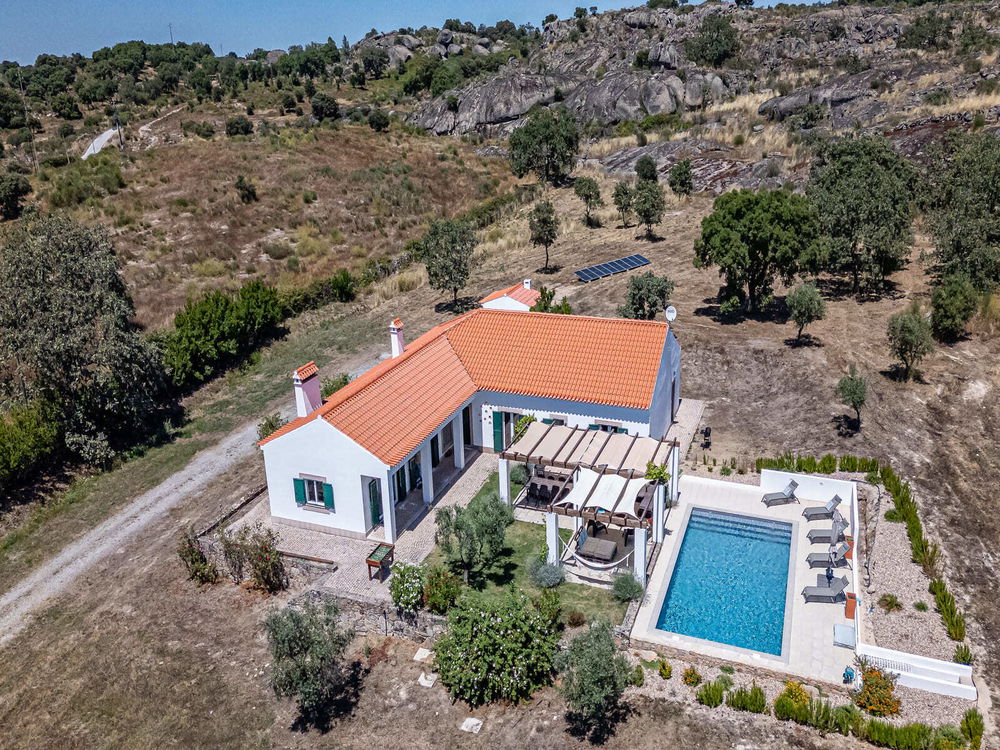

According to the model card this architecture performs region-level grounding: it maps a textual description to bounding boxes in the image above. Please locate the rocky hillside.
[403,1,999,149]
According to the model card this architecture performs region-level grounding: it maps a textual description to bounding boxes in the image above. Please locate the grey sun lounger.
[802,494,843,522]
[807,511,847,544]
[802,574,849,603]
[807,541,851,569]
[762,480,799,507]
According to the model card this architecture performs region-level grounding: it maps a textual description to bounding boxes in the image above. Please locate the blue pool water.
[656,508,792,656]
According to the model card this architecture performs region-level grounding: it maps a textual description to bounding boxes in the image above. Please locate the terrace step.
[688,511,792,543]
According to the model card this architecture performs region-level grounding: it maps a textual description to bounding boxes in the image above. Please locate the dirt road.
[0,420,264,646]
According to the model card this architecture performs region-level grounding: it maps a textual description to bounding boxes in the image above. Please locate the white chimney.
[390,318,405,358]
[523,279,531,290]
[292,362,322,417]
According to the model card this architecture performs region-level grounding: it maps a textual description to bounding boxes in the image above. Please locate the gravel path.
[0,419,265,647]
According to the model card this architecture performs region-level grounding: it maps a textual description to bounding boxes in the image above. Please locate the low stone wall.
[295,589,448,642]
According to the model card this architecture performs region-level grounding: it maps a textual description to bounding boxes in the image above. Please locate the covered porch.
[498,422,680,586]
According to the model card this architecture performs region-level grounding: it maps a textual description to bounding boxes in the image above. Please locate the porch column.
[421,442,434,505]
[546,512,560,565]
[633,526,648,585]
[498,457,510,504]
[653,483,666,544]
[669,444,680,503]
[383,470,398,543]
[452,415,465,470]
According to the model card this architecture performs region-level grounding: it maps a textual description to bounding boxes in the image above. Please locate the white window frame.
[301,476,326,508]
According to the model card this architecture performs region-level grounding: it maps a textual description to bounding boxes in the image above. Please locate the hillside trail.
[0,414,277,647]
[80,105,186,160]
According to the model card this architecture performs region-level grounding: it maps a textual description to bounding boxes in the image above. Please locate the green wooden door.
[431,435,440,466]
[492,411,504,452]
[368,479,383,525]
[395,469,407,500]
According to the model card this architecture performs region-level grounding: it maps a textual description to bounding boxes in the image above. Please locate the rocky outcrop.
[648,42,679,69]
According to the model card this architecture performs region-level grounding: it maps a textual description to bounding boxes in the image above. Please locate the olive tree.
[434,490,514,583]
[612,181,633,226]
[632,179,665,239]
[807,136,915,295]
[265,600,353,721]
[635,154,658,182]
[418,219,476,307]
[618,272,675,320]
[528,200,558,270]
[509,108,580,185]
[573,177,603,226]
[887,303,934,381]
[0,173,31,221]
[668,159,693,197]
[836,366,867,429]
[310,92,339,121]
[695,188,823,315]
[931,274,979,342]
[786,282,826,341]
[556,620,632,740]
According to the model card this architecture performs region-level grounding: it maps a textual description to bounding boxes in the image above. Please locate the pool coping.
[635,502,799,666]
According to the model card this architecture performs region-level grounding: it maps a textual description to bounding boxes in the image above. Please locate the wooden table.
[366,543,395,581]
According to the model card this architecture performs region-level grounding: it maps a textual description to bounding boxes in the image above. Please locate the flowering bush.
[682,666,702,686]
[177,528,218,584]
[853,666,901,717]
[244,522,287,594]
[389,563,425,614]
[423,565,462,614]
[434,590,558,706]
[658,659,672,680]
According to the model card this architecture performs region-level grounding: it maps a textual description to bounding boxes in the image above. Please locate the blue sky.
[3,1,613,64]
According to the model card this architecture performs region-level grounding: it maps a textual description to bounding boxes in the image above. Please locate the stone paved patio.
[230,452,495,604]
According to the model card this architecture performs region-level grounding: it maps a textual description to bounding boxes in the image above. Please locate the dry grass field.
[1,169,998,748]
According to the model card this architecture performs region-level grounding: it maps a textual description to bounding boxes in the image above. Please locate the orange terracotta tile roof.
[294,361,318,380]
[479,282,541,307]
[260,309,669,466]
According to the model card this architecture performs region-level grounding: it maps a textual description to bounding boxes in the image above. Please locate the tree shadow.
[635,232,665,243]
[290,660,367,734]
[832,414,860,438]
[879,365,926,384]
[564,700,634,745]
[784,333,823,348]
[434,296,478,314]
[536,264,563,275]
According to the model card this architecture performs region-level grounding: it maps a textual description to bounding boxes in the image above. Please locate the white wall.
[760,470,857,507]
[481,296,531,312]
[855,643,977,700]
[262,418,388,536]
[474,390,653,451]
[649,329,681,439]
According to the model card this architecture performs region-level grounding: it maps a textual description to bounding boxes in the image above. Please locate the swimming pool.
[655,508,792,656]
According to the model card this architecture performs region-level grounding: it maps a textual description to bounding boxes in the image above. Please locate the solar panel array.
[574,254,650,283]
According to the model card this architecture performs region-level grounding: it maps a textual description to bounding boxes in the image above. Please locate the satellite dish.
[665,306,678,322]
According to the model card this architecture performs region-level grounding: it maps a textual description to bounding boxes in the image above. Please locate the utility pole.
[168,23,174,45]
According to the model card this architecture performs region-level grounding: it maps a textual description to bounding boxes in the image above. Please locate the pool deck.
[632,474,857,687]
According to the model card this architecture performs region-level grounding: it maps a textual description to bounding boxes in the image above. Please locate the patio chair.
[801,575,849,603]
[807,511,847,544]
[803,494,843,522]
[806,541,851,569]
[762,480,799,507]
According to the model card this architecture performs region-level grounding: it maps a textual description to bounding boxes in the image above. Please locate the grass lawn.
[424,472,628,625]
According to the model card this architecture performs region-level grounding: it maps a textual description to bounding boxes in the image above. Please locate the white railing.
[856,643,977,700]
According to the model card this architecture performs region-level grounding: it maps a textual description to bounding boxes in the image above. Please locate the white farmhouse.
[258,307,681,543]
[478,279,540,311]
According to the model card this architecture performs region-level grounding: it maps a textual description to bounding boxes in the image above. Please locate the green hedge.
[755,453,879,474]
[0,401,60,494]
[277,268,356,316]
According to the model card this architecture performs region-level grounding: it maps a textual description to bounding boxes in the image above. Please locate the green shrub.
[658,659,672,680]
[695,679,726,707]
[422,564,462,614]
[774,681,810,722]
[631,663,645,686]
[726,683,768,713]
[865,720,936,750]
[434,590,558,705]
[48,152,125,207]
[884,507,903,522]
[914,601,928,612]
[257,413,287,441]
[235,174,258,203]
[878,593,902,612]
[279,268,357,314]
[532,588,562,628]
[555,620,632,730]
[244,521,287,593]
[225,114,253,136]
[961,708,984,750]
[953,644,973,665]
[389,562,425,613]
[177,527,219,584]
[302,189,317,204]
[527,553,566,588]
[0,400,60,493]
[510,463,529,486]
[832,704,865,736]
[566,609,587,627]
[320,372,352,399]
[181,120,215,138]
[682,666,702,686]
[685,14,739,67]
[611,573,645,602]
[817,454,837,474]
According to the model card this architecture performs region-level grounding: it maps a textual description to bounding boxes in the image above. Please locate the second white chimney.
[523,279,531,290]
[292,362,322,417]
[390,318,405,358]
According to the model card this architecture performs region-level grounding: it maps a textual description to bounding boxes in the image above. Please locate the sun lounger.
[762,480,799,507]
[806,541,851,568]
[801,575,849,603]
[807,510,847,544]
[803,494,843,522]
[577,532,617,562]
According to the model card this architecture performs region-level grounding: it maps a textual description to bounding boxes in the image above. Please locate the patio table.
[366,542,395,581]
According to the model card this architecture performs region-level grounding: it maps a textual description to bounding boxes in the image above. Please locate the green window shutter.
[588,424,601,431]
[492,411,504,452]
[616,427,628,434]
[542,418,554,425]
[293,478,306,505]
[322,483,335,510]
